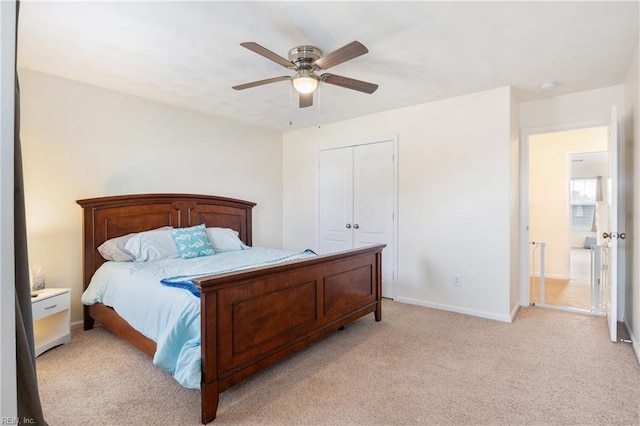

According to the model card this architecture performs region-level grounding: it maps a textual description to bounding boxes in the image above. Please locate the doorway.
[527,126,608,313]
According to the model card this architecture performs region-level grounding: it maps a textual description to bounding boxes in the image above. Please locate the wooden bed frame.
[77,193,384,423]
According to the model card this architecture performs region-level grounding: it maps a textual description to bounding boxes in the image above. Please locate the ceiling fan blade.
[321,73,378,94]
[313,41,369,70]
[299,92,313,108]
[232,76,290,90]
[240,42,296,69]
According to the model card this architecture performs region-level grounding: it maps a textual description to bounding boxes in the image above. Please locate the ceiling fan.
[232,41,378,108]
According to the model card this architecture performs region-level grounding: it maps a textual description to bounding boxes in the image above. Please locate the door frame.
[315,136,399,300]
[519,119,625,318]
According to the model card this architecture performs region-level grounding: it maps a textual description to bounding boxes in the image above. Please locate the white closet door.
[353,142,395,298]
[318,141,396,299]
[318,148,354,253]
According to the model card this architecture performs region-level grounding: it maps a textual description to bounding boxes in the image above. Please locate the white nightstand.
[31,288,71,357]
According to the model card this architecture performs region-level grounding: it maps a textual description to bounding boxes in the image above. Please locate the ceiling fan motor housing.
[288,45,323,69]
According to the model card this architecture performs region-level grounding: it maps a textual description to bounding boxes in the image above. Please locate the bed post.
[80,205,97,330]
[201,289,219,424]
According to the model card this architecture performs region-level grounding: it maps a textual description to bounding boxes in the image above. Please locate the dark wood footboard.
[195,244,384,424]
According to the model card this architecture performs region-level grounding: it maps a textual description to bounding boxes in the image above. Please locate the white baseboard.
[394,296,513,323]
[71,320,83,330]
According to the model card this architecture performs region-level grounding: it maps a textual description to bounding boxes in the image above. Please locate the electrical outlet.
[453,274,462,287]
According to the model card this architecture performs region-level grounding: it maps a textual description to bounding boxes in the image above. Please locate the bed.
[77,193,384,423]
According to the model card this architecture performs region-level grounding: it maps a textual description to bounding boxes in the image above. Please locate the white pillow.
[123,227,180,262]
[206,227,249,252]
[98,233,135,262]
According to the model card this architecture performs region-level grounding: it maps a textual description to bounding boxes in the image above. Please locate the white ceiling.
[17,1,639,132]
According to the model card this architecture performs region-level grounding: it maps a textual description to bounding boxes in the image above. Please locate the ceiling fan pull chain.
[317,85,321,128]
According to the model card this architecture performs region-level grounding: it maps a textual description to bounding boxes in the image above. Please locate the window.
[570,178,597,231]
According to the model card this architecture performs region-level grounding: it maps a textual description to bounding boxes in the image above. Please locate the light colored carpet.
[36,300,640,425]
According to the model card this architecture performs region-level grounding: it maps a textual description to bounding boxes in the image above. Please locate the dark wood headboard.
[76,193,256,290]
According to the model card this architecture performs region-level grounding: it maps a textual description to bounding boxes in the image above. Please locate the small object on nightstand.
[31,288,71,357]
[30,265,46,292]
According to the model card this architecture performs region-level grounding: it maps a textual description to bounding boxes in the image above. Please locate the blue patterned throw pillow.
[171,224,214,259]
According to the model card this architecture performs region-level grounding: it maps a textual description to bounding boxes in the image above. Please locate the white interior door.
[318,148,354,253]
[353,142,395,298]
[604,106,618,342]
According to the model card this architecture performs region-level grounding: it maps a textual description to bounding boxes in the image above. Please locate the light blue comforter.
[81,247,317,389]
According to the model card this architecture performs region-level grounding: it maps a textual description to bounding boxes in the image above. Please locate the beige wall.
[528,127,608,279]
[18,69,284,325]
[283,87,517,322]
[520,86,624,129]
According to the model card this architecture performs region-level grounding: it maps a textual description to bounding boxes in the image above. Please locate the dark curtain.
[14,1,47,423]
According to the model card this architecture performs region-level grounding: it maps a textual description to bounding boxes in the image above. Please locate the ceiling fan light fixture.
[292,69,318,94]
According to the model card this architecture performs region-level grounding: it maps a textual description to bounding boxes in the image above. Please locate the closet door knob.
[345,224,352,229]
[353,224,360,229]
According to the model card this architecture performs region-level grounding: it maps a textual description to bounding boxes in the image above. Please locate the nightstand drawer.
[32,292,70,321]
